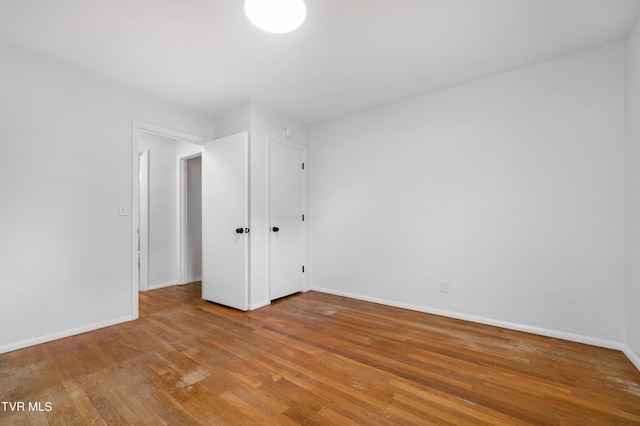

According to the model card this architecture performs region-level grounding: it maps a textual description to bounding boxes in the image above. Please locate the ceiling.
[0,0,639,124]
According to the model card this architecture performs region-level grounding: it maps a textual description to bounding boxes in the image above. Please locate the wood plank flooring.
[1,282,640,425]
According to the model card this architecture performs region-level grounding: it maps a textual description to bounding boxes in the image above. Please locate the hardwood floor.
[1,283,640,425]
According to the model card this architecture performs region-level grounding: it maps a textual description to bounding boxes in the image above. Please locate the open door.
[201,132,249,311]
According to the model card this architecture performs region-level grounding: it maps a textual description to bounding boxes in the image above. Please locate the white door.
[202,132,249,311]
[269,138,305,300]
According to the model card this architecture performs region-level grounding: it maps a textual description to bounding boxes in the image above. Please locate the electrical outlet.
[440,280,449,293]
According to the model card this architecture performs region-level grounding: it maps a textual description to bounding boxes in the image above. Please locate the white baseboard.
[311,286,623,351]
[250,300,270,310]
[0,316,134,355]
[180,276,202,285]
[622,345,640,372]
[148,280,178,290]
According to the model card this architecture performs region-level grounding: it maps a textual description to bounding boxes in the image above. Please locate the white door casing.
[268,138,305,300]
[202,132,250,311]
[139,150,149,291]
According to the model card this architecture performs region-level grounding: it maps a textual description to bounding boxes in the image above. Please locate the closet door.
[269,138,305,300]
[201,132,249,311]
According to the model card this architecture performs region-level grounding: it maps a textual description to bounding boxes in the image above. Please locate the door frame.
[265,136,307,301]
[139,150,150,292]
[131,121,205,318]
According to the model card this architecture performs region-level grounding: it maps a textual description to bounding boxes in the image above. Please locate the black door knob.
[235,228,244,234]
[272,226,280,232]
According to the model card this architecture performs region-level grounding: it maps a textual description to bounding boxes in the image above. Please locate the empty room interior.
[2,0,640,424]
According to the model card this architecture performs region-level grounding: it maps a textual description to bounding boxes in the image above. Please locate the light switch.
[118,202,130,216]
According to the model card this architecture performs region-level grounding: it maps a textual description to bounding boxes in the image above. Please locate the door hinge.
[302,214,305,221]
[302,163,305,170]
[302,266,305,273]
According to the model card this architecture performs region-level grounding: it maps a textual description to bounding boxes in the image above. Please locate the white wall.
[0,41,212,353]
[310,43,625,346]
[625,17,640,369]
[213,103,251,140]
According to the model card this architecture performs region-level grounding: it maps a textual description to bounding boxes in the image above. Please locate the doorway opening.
[131,122,205,319]
[179,154,202,286]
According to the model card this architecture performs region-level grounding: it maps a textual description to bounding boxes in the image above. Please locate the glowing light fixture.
[244,0,307,34]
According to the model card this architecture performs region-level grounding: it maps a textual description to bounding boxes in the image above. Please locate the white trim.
[623,345,640,372]
[311,286,624,351]
[266,136,307,301]
[134,121,206,145]
[139,150,150,292]
[265,136,271,302]
[131,121,205,319]
[301,144,308,292]
[265,137,270,303]
[179,156,187,284]
[148,281,178,290]
[244,133,251,311]
[0,316,134,355]
[131,124,140,319]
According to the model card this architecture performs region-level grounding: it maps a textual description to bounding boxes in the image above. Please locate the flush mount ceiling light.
[244,0,307,34]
